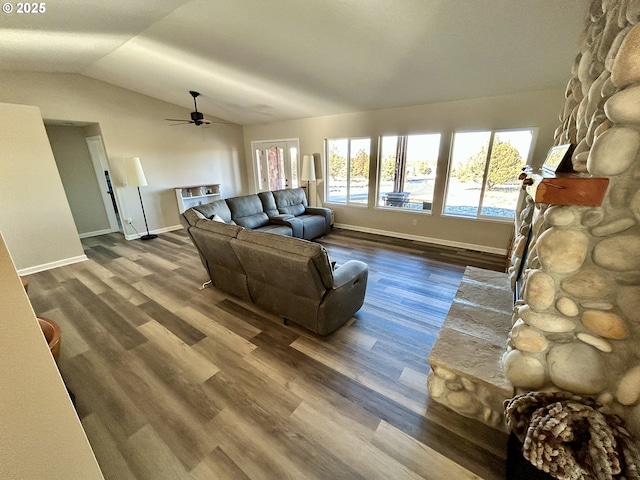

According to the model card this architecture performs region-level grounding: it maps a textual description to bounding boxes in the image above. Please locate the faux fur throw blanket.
[504,392,640,480]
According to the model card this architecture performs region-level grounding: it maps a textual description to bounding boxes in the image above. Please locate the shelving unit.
[175,184,221,213]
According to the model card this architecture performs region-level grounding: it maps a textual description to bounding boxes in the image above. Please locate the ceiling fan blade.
[165,118,190,122]
[168,121,194,126]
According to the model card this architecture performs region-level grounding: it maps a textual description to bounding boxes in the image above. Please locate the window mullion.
[394,136,408,192]
[346,140,351,203]
[477,132,495,217]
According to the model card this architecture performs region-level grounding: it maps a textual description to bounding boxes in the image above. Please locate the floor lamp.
[125,157,157,240]
[300,154,316,206]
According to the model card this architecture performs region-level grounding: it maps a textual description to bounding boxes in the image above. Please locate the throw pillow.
[211,214,225,223]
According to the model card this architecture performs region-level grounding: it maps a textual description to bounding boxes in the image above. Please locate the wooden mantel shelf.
[520,170,609,207]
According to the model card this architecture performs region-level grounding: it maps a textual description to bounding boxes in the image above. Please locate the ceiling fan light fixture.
[165,90,226,127]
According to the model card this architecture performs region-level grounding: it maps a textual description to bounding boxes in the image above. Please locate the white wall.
[0,103,86,272]
[0,72,247,247]
[243,89,564,252]
[0,231,104,480]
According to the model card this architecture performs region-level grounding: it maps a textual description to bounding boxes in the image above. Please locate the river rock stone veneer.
[504,0,640,438]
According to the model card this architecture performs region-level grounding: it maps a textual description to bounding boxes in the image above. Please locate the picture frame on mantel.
[542,143,576,175]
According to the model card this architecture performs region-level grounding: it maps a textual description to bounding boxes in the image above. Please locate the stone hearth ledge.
[428,266,514,430]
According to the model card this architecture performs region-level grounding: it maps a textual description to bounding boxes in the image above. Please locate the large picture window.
[377,134,441,211]
[326,138,370,205]
[443,129,534,221]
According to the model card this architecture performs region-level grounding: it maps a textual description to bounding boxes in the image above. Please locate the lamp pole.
[137,187,157,240]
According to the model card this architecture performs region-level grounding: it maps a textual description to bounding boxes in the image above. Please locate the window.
[443,129,534,221]
[326,138,370,205]
[377,134,441,211]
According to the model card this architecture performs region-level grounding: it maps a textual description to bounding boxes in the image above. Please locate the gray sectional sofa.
[181,203,368,335]
[180,189,368,335]
[182,187,331,240]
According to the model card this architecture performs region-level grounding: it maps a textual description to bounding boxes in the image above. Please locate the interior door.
[253,140,299,192]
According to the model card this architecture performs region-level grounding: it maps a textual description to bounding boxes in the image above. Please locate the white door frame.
[251,138,300,192]
[85,135,122,233]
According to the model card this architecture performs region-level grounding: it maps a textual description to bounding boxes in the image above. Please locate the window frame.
[324,137,371,206]
[375,133,442,214]
[442,128,535,223]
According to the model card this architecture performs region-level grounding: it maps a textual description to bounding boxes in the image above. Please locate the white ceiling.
[0,0,591,125]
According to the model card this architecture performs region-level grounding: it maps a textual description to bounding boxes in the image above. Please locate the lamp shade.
[300,155,316,182]
[125,157,148,187]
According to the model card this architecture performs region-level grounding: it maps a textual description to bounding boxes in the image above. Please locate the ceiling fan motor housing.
[191,111,205,122]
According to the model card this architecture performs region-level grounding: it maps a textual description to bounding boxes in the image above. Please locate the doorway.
[45,124,122,238]
[85,135,122,232]
[252,139,300,192]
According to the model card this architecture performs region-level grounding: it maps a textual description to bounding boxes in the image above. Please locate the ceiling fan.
[165,91,226,126]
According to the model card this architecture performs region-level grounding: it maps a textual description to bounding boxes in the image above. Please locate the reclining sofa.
[180,212,368,335]
[182,187,331,240]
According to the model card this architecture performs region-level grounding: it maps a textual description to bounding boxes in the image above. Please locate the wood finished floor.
[28,228,509,480]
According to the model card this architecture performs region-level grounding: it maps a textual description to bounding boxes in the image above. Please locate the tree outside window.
[443,130,533,220]
[326,138,370,205]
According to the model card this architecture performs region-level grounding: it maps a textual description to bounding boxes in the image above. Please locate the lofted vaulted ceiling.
[0,0,590,125]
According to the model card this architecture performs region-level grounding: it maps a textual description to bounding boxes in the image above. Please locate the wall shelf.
[175,184,221,213]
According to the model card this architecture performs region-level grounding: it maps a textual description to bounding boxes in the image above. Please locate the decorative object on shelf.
[519,165,609,207]
[542,143,576,175]
[519,144,608,207]
[300,154,316,206]
[174,184,221,213]
[125,157,158,240]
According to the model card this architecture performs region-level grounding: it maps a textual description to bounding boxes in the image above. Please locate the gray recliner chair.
[270,188,331,240]
[230,229,368,335]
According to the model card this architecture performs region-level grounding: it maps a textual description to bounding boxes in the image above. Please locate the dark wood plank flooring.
[27,228,508,480]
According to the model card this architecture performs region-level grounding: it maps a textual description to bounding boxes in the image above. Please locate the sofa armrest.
[316,260,368,335]
[332,260,368,289]
[304,206,331,235]
[305,206,331,219]
[269,215,303,238]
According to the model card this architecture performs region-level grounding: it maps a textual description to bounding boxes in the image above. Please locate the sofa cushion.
[196,218,243,236]
[254,224,293,236]
[194,199,235,224]
[190,219,250,300]
[226,195,270,229]
[258,191,279,217]
[234,229,333,288]
[272,188,307,216]
[297,214,327,240]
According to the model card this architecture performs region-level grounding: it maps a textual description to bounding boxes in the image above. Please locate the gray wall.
[45,124,111,236]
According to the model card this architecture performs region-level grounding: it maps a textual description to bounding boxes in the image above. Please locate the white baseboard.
[78,228,114,239]
[123,224,183,241]
[17,254,88,276]
[333,223,507,255]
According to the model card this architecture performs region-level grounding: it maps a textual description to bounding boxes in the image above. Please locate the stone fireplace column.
[504,1,640,437]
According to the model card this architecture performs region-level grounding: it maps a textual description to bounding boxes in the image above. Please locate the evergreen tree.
[328,143,347,180]
[457,141,523,190]
[350,148,370,179]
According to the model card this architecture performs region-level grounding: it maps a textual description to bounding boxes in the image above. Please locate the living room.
[1,1,606,479]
